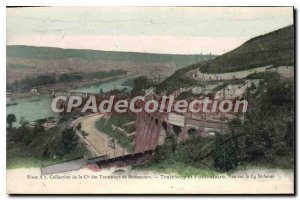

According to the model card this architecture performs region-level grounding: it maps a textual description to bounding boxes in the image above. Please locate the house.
[30,88,38,94]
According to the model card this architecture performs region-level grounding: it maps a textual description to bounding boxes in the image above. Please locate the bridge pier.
[134,112,160,152]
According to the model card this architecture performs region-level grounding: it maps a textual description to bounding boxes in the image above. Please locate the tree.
[59,128,78,156]
[76,122,82,131]
[19,116,28,127]
[213,133,239,172]
[224,78,294,167]
[131,76,148,95]
[6,114,16,129]
[41,147,51,160]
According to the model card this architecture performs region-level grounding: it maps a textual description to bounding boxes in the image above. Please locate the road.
[72,114,128,158]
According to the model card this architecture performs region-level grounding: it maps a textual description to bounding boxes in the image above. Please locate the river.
[70,76,133,93]
[6,76,134,127]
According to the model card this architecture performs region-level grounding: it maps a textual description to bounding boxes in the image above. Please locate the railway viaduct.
[55,91,229,154]
[134,109,228,153]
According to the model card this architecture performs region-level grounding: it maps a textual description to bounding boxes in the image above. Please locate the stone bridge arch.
[203,128,222,137]
[111,169,127,175]
[134,110,228,152]
[187,127,198,138]
[157,120,170,145]
[154,118,159,125]
[109,166,131,175]
[179,125,203,141]
[172,125,182,137]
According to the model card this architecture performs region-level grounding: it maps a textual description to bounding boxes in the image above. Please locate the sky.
[6,7,294,55]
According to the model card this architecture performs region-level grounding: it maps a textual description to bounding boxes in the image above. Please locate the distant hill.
[157,25,294,93]
[7,45,214,69]
[198,25,294,73]
[6,45,215,84]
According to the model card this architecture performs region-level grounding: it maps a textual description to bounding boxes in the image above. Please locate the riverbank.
[7,74,131,99]
[6,75,135,127]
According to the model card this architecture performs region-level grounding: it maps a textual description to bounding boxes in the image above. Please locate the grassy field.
[95,113,136,152]
[136,160,294,177]
[136,162,220,177]
[198,25,294,73]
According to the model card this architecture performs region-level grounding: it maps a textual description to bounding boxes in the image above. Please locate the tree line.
[7,70,126,93]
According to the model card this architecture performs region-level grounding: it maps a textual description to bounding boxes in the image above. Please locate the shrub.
[213,134,239,172]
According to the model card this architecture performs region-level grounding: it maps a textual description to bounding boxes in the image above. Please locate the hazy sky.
[7,7,293,54]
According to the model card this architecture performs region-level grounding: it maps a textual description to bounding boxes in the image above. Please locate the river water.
[70,76,133,93]
[6,76,133,127]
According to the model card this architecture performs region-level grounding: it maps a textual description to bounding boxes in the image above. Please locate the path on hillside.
[189,65,294,81]
[73,114,128,158]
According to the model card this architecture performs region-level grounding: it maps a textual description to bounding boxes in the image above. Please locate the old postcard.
[6,7,295,194]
